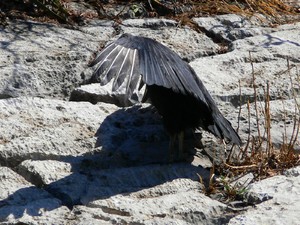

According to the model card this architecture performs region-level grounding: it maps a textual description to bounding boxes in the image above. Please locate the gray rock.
[0,96,224,224]
[17,160,73,186]
[17,158,210,207]
[70,83,128,106]
[190,22,300,103]
[83,17,220,62]
[229,166,300,225]
[120,23,220,61]
[193,14,276,43]
[0,167,69,224]
[0,95,230,224]
[0,97,196,168]
[0,20,114,99]
[0,97,116,167]
[81,182,231,225]
[121,18,178,28]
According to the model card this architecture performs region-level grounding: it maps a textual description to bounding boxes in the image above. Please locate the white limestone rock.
[0,20,114,99]
[0,97,117,167]
[229,166,300,225]
[0,167,69,224]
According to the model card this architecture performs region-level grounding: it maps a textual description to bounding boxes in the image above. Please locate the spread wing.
[89,33,212,104]
[90,33,242,145]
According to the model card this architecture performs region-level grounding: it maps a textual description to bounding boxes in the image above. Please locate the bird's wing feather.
[90,34,242,145]
[139,34,209,104]
[90,35,141,103]
[147,41,183,90]
[90,34,209,105]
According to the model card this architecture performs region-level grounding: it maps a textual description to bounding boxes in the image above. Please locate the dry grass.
[1,0,299,26]
[227,57,299,178]
[205,56,300,202]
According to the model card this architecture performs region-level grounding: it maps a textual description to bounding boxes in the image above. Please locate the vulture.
[90,33,242,161]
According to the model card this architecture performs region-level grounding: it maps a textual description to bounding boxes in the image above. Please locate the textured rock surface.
[0,13,300,224]
[0,97,115,167]
[229,166,300,225]
[0,167,69,224]
[0,20,114,99]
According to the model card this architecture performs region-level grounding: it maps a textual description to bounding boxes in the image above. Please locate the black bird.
[90,33,242,160]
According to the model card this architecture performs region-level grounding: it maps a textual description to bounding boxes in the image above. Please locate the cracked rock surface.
[0,14,300,224]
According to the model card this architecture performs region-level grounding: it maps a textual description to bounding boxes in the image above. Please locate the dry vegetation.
[1,0,299,26]
[228,58,299,177]
[207,57,300,203]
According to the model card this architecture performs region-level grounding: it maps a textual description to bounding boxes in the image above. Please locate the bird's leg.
[168,134,176,162]
[178,131,184,160]
[222,139,227,154]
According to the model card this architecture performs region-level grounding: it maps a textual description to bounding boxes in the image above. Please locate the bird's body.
[144,85,212,136]
[90,33,242,160]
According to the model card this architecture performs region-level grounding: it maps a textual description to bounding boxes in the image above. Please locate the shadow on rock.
[0,105,207,221]
[95,105,197,165]
[263,33,300,48]
[0,186,62,221]
[96,105,170,165]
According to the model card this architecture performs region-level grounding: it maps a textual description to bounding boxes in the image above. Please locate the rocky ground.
[0,11,300,225]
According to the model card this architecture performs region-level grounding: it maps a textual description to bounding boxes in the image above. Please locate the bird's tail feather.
[208,112,242,145]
